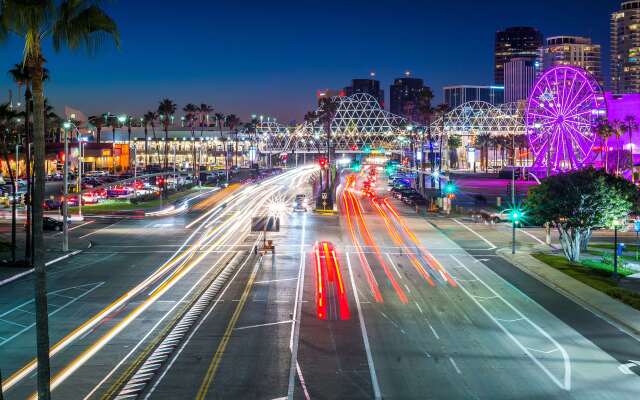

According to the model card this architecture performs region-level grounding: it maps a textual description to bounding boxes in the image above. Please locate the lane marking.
[346,252,382,400]
[450,254,571,391]
[428,323,440,340]
[255,277,298,284]
[404,284,412,294]
[196,257,261,399]
[415,303,423,314]
[452,219,497,250]
[288,212,307,400]
[235,320,293,331]
[385,253,404,280]
[518,228,546,245]
[53,220,94,236]
[449,357,462,374]
[78,219,123,239]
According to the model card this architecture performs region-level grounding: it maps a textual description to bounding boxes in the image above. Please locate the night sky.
[0,0,623,124]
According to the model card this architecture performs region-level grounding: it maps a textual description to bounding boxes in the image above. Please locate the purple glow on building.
[525,65,606,174]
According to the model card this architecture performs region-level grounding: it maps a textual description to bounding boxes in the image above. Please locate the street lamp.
[62,121,72,252]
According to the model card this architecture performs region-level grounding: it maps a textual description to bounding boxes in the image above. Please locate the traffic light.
[509,209,524,224]
[444,182,456,195]
[319,157,327,168]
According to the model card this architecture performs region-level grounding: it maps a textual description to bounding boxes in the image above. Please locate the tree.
[527,168,636,262]
[621,115,639,179]
[317,98,339,204]
[0,102,20,264]
[215,112,225,173]
[88,114,106,143]
[434,103,450,172]
[595,118,614,173]
[0,2,119,398]
[447,135,462,169]
[416,88,435,172]
[198,103,213,136]
[612,120,624,175]
[142,111,157,169]
[157,99,176,170]
[183,103,198,171]
[225,114,241,168]
[477,133,491,172]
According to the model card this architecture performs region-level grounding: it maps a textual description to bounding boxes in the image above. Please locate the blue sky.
[0,0,623,123]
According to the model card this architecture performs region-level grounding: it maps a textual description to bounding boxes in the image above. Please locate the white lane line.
[452,219,497,250]
[141,252,258,400]
[518,228,546,245]
[385,253,403,280]
[0,250,83,288]
[449,357,462,374]
[78,219,123,239]
[428,323,440,340]
[450,254,571,391]
[53,220,94,236]
[415,303,423,314]
[288,212,307,400]
[295,361,311,400]
[235,320,293,331]
[254,277,298,284]
[404,284,411,294]
[347,252,382,400]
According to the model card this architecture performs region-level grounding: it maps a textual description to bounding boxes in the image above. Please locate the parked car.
[43,217,64,231]
[43,199,62,210]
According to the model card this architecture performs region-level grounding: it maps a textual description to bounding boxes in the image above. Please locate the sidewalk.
[498,247,640,337]
[0,229,91,286]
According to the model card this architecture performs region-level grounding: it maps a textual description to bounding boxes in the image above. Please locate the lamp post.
[77,136,85,220]
[62,121,71,252]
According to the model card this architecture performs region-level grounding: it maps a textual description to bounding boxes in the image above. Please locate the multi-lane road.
[1,166,640,399]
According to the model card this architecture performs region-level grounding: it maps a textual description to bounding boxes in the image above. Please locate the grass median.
[68,187,203,215]
[532,253,640,311]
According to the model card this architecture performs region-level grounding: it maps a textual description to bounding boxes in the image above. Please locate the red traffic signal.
[319,157,327,168]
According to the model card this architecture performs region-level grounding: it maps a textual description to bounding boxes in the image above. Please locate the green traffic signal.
[444,182,456,194]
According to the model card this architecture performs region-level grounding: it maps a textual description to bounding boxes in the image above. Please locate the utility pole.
[614,224,619,281]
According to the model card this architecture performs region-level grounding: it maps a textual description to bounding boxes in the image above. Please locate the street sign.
[634,219,640,233]
[321,193,328,200]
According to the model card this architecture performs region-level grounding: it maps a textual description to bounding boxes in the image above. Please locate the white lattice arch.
[430,101,525,137]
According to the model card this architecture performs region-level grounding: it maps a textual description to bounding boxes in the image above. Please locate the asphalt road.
[2,167,640,399]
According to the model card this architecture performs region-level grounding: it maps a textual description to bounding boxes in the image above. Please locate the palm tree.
[417,88,435,172]
[317,98,339,201]
[224,114,241,168]
[612,120,624,175]
[142,111,157,169]
[158,99,177,170]
[199,103,213,136]
[477,133,491,172]
[183,103,198,172]
[0,2,119,397]
[0,103,20,264]
[88,114,107,143]
[215,112,225,173]
[595,118,613,173]
[434,103,450,172]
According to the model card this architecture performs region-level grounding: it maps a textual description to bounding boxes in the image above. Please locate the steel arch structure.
[430,101,525,137]
[262,93,419,153]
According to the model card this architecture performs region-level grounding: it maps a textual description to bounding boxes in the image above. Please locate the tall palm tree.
[434,103,450,172]
[317,98,339,200]
[214,112,225,172]
[88,114,107,143]
[225,114,241,168]
[0,2,119,397]
[0,102,20,264]
[142,111,157,169]
[158,99,177,170]
[198,103,213,136]
[595,118,613,173]
[477,133,491,172]
[417,88,435,172]
[612,120,624,175]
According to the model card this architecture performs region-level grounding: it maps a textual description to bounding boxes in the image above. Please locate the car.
[293,194,307,212]
[43,217,64,231]
[43,199,62,210]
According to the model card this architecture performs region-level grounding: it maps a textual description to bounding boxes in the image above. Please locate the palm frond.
[53,2,119,54]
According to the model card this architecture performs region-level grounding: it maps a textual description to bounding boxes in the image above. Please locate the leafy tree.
[527,168,637,262]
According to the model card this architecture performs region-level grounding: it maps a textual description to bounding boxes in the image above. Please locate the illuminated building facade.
[611,1,640,93]
[494,26,543,85]
[540,36,602,86]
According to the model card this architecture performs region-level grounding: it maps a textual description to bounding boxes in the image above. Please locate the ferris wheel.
[525,65,607,173]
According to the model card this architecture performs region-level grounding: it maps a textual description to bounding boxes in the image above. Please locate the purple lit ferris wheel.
[525,65,607,173]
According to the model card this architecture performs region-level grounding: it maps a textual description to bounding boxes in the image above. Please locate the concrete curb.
[497,248,640,338]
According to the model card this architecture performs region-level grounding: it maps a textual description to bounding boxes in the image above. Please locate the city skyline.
[0,0,622,123]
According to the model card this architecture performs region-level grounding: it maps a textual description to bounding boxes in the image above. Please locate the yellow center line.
[195,256,261,400]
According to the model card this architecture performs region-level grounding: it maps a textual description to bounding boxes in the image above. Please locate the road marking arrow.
[618,360,640,375]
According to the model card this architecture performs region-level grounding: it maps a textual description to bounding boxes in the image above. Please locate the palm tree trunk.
[31,59,52,400]
[144,126,149,170]
[234,132,239,168]
[1,140,17,263]
[164,127,169,170]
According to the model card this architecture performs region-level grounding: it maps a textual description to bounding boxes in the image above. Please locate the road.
[1,166,640,399]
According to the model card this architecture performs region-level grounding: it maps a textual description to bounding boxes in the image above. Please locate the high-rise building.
[389,73,431,121]
[611,1,640,94]
[540,36,602,85]
[504,58,537,103]
[316,88,345,105]
[494,27,543,85]
[344,77,385,107]
[443,85,504,109]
